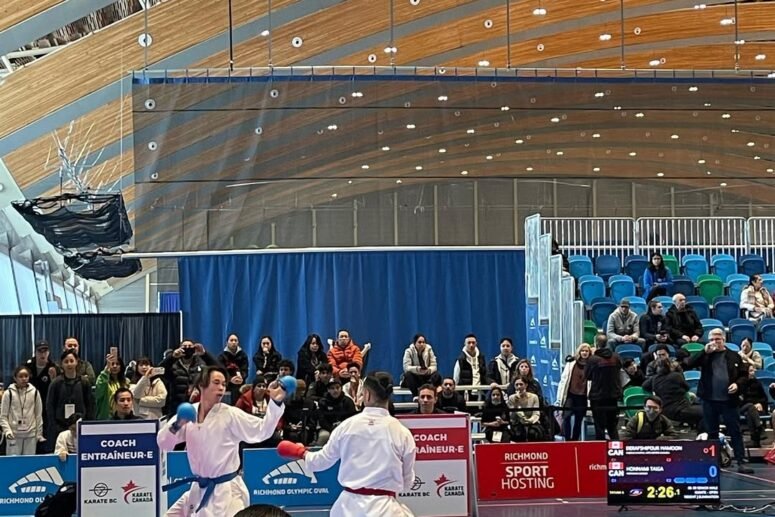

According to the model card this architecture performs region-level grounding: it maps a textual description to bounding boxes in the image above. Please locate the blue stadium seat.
[729,318,756,345]
[684,370,700,394]
[753,342,774,359]
[701,318,724,341]
[624,255,649,286]
[654,296,674,311]
[670,276,695,297]
[759,319,775,348]
[595,254,621,282]
[711,254,737,283]
[687,295,710,320]
[762,274,775,295]
[712,296,740,327]
[682,254,709,284]
[591,298,617,329]
[623,296,648,316]
[740,254,766,277]
[725,342,740,352]
[764,357,775,373]
[579,275,606,306]
[568,255,594,280]
[758,375,775,406]
[616,344,643,361]
[726,274,750,303]
[609,276,636,304]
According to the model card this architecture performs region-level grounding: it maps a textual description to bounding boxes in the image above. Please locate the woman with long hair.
[556,343,591,441]
[741,274,775,322]
[642,252,673,302]
[95,351,128,420]
[46,350,94,443]
[481,387,511,443]
[296,334,327,385]
[0,365,44,455]
[130,357,168,420]
[253,336,282,381]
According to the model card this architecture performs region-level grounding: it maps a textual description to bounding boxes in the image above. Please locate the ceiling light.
[526,167,533,172]
[533,7,547,15]
[698,159,706,164]
[383,46,398,53]
[592,133,601,138]
[460,170,469,176]
[406,124,416,129]
[731,129,740,133]
[720,182,727,187]
[327,124,338,130]
[755,54,766,61]
[629,152,637,156]
[735,39,745,45]
[260,29,270,37]
[348,180,353,184]
[515,139,524,144]
[704,102,712,107]
[720,18,735,26]
[331,193,338,198]
[381,146,390,151]
[722,113,731,119]
[671,134,679,139]
[437,95,448,101]
[767,168,774,173]
[478,60,490,67]
[593,167,600,172]
[361,164,369,169]
[769,72,775,78]
[467,128,475,134]
[754,156,761,160]
[635,112,645,118]
[501,106,510,111]
[482,155,492,161]
[599,33,612,41]
[396,179,403,184]
[439,148,446,153]
[747,142,755,147]
[594,92,605,98]
[415,166,423,170]
[706,171,712,175]
[649,59,661,67]
[613,106,622,110]
[556,151,564,156]
[351,91,363,97]
[694,3,706,8]
[657,172,664,177]
[688,86,699,92]
[550,117,560,123]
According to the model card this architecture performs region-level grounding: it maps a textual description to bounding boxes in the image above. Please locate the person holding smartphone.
[130,357,168,420]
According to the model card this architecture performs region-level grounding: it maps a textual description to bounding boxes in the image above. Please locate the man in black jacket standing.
[585,339,623,440]
[26,340,58,452]
[686,328,753,473]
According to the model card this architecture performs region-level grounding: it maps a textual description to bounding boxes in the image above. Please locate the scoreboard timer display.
[607,440,720,505]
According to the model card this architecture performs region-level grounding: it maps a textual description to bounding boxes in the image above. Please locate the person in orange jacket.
[327,329,363,381]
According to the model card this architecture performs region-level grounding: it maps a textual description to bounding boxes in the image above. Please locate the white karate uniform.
[157,400,283,517]
[304,406,416,517]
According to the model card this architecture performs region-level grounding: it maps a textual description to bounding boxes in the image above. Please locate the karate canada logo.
[262,459,318,485]
[8,467,64,494]
[434,473,465,498]
[122,480,153,504]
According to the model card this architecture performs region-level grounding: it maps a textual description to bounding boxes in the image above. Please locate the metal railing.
[637,217,748,260]
[541,217,637,261]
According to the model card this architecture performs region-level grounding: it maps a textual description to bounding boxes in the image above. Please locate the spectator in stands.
[639,299,672,351]
[643,358,704,431]
[253,336,283,381]
[0,366,44,455]
[95,351,129,420]
[282,380,316,445]
[487,338,519,387]
[741,274,775,322]
[296,334,327,386]
[327,329,364,381]
[557,343,591,441]
[481,387,511,442]
[278,360,295,379]
[551,239,570,273]
[130,357,167,420]
[436,378,467,413]
[111,388,141,420]
[401,333,441,396]
[218,333,248,404]
[62,337,96,386]
[25,340,58,453]
[585,339,623,440]
[620,395,677,440]
[453,334,489,393]
[343,362,364,410]
[739,338,763,370]
[621,358,645,388]
[666,294,703,346]
[685,328,753,473]
[643,344,672,378]
[508,376,544,442]
[54,413,80,462]
[413,384,444,415]
[606,299,645,350]
[740,365,767,447]
[47,350,95,444]
[305,363,333,402]
[642,252,673,302]
[160,340,218,415]
[237,375,270,417]
[315,378,357,446]
[515,359,544,401]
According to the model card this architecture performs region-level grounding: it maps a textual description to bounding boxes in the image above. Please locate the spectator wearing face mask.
[621,396,677,440]
[159,340,218,415]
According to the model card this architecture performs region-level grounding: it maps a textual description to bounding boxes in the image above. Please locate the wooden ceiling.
[1,0,774,252]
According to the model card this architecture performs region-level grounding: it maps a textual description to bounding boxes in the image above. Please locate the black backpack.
[35,482,76,517]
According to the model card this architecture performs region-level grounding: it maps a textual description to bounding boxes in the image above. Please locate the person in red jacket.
[327,329,363,381]
[236,376,282,447]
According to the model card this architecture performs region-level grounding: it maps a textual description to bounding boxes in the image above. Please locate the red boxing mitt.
[277,440,307,460]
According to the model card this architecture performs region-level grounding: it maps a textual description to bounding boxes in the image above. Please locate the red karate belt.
[344,487,397,498]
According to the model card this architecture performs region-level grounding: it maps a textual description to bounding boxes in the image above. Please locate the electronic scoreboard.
[607,440,720,505]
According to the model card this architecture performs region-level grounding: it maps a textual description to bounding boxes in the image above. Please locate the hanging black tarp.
[63,249,141,280]
[12,193,132,250]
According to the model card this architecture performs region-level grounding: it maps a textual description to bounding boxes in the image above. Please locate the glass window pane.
[10,252,40,313]
[0,245,20,314]
[52,278,67,312]
[64,283,77,312]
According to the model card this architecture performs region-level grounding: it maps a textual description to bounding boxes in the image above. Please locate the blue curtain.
[158,292,181,313]
[178,250,526,381]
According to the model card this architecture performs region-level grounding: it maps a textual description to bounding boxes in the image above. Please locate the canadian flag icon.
[609,441,623,450]
[608,462,624,470]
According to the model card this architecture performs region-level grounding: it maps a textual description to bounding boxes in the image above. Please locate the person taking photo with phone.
[130,357,168,420]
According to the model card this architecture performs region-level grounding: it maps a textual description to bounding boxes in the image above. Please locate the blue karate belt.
[162,470,239,512]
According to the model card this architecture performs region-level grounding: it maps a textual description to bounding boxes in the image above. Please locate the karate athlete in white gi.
[158,365,286,517]
[278,371,416,517]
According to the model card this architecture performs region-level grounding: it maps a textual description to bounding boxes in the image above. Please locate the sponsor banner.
[526,302,540,348]
[398,415,470,517]
[78,420,160,517]
[242,448,342,508]
[0,454,76,515]
[475,441,608,501]
[164,451,193,509]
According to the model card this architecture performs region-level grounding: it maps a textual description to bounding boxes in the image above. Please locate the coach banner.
[475,441,607,500]
[398,414,471,517]
[78,420,160,516]
[242,448,343,508]
[0,454,76,515]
